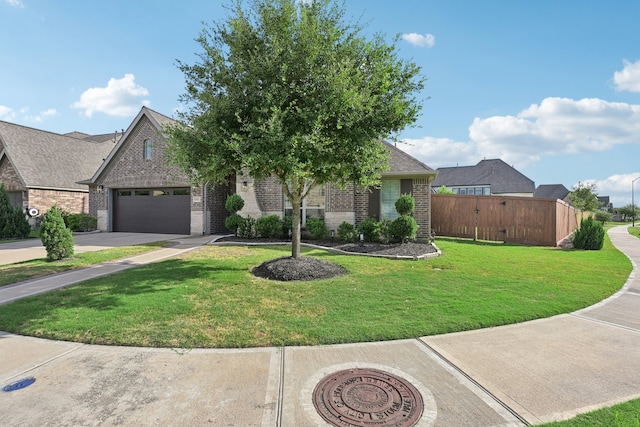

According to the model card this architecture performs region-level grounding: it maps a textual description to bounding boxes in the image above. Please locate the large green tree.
[167,0,426,258]
[568,181,600,213]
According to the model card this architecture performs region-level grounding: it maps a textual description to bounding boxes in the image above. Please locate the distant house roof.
[534,184,570,200]
[0,120,115,191]
[433,159,535,194]
[597,196,611,207]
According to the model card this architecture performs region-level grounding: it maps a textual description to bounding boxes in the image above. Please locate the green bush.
[378,219,392,244]
[305,218,329,240]
[237,215,255,238]
[0,183,30,239]
[281,215,293,239]
[255,215,282,238]
[224,213,243,235]
[66,214,97,232]
[225,194,245,213]
[40,205,74,261]
[389,215,418,243]
[572,216,605,250]
[357,217,380,242]
[337,221,356,242]
[594,210,612,225]
[395,193,415,216]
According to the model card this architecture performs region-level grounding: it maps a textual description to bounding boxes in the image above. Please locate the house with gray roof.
[433,159,535,197]
[0,120,115,217]
[534,184,570,201]
[83,107,438,239]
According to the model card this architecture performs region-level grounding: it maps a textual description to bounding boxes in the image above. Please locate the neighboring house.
[534,184,570,202]
[0,120,115,218]
[597,196,612,211]
[432,159,535,197]
[84,107,438,239]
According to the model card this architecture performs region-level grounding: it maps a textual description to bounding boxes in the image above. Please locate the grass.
[0,241,169,287]
[535,398,640,426]
[0,232,630,348]
[628,225,640,239]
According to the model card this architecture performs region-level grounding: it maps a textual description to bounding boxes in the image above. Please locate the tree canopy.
[167,0,426,257]
[568,181,600,213]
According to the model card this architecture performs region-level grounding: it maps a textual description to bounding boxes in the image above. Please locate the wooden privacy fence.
[431,194,586,246]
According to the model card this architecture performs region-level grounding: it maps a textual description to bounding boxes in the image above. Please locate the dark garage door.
[113,188,190,234]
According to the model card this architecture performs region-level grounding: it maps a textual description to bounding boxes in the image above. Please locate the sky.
[2,0,640,206]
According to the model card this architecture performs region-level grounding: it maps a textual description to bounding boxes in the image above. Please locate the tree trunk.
[291,195,302,259]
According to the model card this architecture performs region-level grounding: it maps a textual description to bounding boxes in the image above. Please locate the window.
[117,190,132,196]
[381,179,401,220]
[134,190,150,196]
[451,186,490,195]
[153,190,170,196]
[143,140,152,159]
[173,189,190,196]
[284,185,325,225]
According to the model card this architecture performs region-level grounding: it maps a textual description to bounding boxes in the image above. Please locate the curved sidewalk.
[0,227,639,426]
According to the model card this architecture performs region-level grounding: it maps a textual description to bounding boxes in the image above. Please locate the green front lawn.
[0,233,630,348]
[0,242,169,287]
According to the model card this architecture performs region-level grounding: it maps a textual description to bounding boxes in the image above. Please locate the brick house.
[84,107,438,240]
[0,120,115,220]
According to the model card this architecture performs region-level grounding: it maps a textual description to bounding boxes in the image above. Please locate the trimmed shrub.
[225,213,243,235]
[237,215,255,238]
[255,215,283,238]
[378,219,392,244]
[66,213,97,232]
[395,193,415,216]
[305,218,329,240]
[337,221,356,242]
[572,216,605,250]
[594,210,612,225]
[0,183,30,239]
[40,205,74,261]
[225,194,245,213]
[389,215,418,243]
[357,217,380,242]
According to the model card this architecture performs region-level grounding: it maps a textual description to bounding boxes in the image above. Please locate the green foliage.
[395,193,415,216]
[225,213,243,234]
[572,216,605,250]
[281,215,293,239]
[568,181,600,212]
[225,194,245,213]
[436,185,455,194]
[255,215,283,238]
[357,217,381,242]
[39,205,74,261]
[0,184,30,239]
[66,214,97,232]
[337,221,356,242]
[305,218,329,240]
[594,210,612,225]
[377,219,392,244]
[389,215,418,243]
[167,0,425,258]
[237,216,255,238]
[617,205,637,222]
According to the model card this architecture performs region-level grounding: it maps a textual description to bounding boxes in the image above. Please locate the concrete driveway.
[0,232,190,265]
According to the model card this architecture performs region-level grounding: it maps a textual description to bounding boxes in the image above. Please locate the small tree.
[167,0,425,259]
[224,194,245,236]
[617,205,636,222]
[389,193,418,242]
[568,182,599,213]
[594,210,612,225]
[40,205,74,261]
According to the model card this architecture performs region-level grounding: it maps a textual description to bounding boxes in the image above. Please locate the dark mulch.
[215,236,438,282]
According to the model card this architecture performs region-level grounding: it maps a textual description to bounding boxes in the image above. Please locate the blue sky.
[2,0,640,206]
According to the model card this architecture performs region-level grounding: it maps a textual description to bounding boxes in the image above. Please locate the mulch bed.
[214,236,438,281]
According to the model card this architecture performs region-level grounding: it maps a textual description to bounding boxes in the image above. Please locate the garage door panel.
[113,188,190,234]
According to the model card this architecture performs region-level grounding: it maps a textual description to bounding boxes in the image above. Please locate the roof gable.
[433,159,535,194]
[534,184,569,199]
[0,120,115,191]
[383,142,436,179]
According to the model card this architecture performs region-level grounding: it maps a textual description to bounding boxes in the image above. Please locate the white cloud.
[402,33,435,48]
[613,59,640,92]
[5,0,24,8]
[0,105,16,121]
[399,137,479,169]
[31,108,59,122]
[468,97,640,168]
[73,74,150,118]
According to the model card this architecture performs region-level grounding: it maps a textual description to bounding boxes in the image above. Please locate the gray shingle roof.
[534,184,570,199]
[0,121,115,191]
[383,142,436,179]
[433,159,535,194]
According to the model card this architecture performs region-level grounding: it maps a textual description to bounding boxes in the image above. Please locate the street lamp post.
[633,177,640,227]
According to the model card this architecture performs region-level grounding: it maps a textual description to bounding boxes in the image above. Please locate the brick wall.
[255,177,283,212]
[326,183,354,213]
[0,156,25,192]
[207,178,235,233]
[354,185,370,225]
[412,178,432,240]
[28,188,89,214]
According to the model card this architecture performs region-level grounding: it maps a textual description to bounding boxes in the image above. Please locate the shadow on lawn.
[0,258,248,327]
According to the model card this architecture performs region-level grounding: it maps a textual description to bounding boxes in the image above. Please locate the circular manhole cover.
[313,368,423,427]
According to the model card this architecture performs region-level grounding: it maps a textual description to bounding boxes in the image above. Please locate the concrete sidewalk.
[0,227,638,426]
